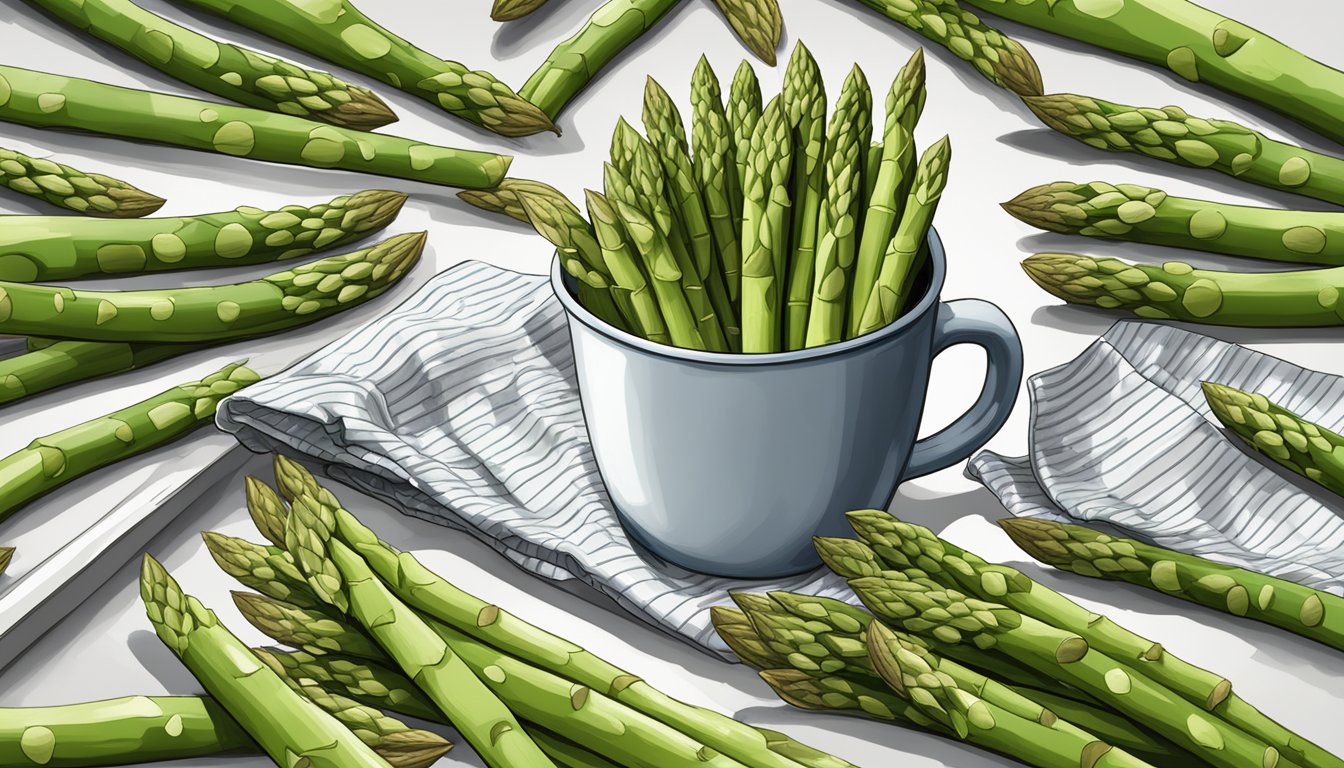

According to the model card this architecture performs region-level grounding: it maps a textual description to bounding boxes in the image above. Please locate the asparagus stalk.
[0,696,253,768]
[959,0,1344,146]
[492,0,551,21]
[845,573,1302,768]
[512,189,631,332]
[612,198,706,349]
[643,77,740,348]
[0,341,203,407]
[690,57,744,304]
[608,123,727,349]
[0,144,162,218]
[0,362,258,523]
[866,622,1156,768]
[0,66,511,190]
[1001,517,1344,656]
[0,231,423,343]
[1205,382,1344,496]
[0,189,407,282]
[458,179,569,224]
[782,43,828,350]
[847,511,1340,768]
[727,61,764,228]
[266,456,851,768]
[1023,93,1344,208]
[517,0,778,120]
[170,0,553,136]
[585,190,671,345]
[1004,181,1344,266]
[855,135,950,336]
[845,0,1042,97]
[139,555,392,768]
[233,590,384,659]
[282,506,555,768]
[708,0,783,66]
[520,0,682,120]
[806,65,872,348]
[1021,252,1344,327]
[851,49,925,339]
[27,0,395,130]
[202,531,327,611]
[740,97,793,353]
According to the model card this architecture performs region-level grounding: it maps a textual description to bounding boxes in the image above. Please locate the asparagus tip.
[325,87,399,131]
[0,546,12,575]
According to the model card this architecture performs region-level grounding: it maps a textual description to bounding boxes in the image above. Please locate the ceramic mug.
[553,228,1023,578]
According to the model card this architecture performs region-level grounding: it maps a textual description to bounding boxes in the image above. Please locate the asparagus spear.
[27,0,395,130]
[845,573,1300,768]
[170,0,553,136]
[740,97,793,353]
[845,0,1042,97]
[851,49,925,339]
[0,691,509,768]
[708,0,783,66]
[959,0,1344,146]
[608,123,726,349]
[782,43,828,350]
[282,492,556,768]
[1001,517,1344,656]
[727,61,763,227]
[847,511,1340,768]
[0,231,423,343]
[0,362,258,523]
[1021,252,1344,327]
[759,666,929,727]
[232,590,384,659]
[644,77,740,348]
[267,456,852,768]
[585,190,671,345]
[140,555,392,768]
[492,0,551,21]
[1024,93,1344,208]
[0,341,203,407]
[1205,381,1344,496]
[458,179,569,224]
[806,65,872,348]
[612,198,706,349]
[866,622,1156,768]
[0,696,252,768]
[203,532,326,611]
[0,189,407,282]
[0,66,511,190]
[855,135,950,337]
[1005,181,1344,266]
[690,57,743,303]
[520,0,681,120]
[0,144,162,217]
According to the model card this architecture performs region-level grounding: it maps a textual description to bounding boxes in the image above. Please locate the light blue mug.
[553,229,1022,578]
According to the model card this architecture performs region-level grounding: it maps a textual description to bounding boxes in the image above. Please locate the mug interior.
[551,228,947,367]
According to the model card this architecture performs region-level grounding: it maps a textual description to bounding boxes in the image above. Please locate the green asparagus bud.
[0,144,163,217]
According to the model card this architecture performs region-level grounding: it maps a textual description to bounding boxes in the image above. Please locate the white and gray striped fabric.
[968,321,1344,594]
[216,261,851,657]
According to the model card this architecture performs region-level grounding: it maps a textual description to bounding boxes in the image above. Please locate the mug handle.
[902,299,1023,479]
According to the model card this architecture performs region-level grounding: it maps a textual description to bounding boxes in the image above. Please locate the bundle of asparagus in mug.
[463,42,951,353]
[0,456,857,768]
[714,508,1343,768]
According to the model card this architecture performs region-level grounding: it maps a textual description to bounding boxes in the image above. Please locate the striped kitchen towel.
[968,321,1344,594]
[216,261,851,657]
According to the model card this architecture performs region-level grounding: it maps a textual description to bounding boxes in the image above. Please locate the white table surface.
[2,0,1343,765]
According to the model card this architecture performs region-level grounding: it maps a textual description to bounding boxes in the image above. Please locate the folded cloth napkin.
[217,261,852,657]
[968,321,1344,595]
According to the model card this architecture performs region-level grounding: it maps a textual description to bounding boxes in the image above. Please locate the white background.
[1,0,1342,765]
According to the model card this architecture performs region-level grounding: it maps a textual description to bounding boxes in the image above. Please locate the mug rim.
[551,227,947,366]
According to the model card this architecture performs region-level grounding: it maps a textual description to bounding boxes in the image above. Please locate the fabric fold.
[969,321,1344,594]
